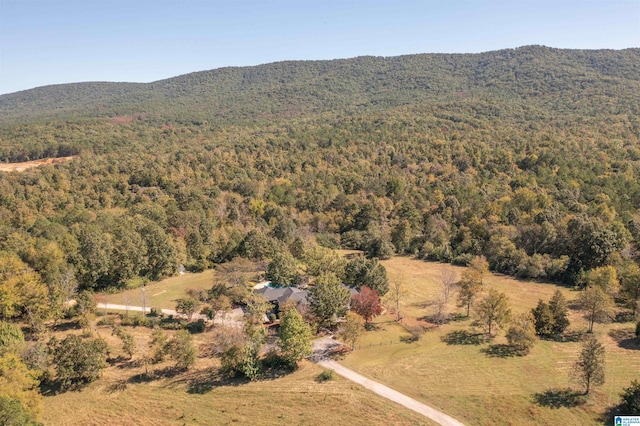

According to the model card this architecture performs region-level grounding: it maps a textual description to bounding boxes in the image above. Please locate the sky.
[0,0,639,95]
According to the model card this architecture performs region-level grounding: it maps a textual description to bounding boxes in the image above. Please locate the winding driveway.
[312,337,465,426]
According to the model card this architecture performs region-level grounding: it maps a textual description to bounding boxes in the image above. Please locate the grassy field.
[338,256,640,425]
[43,323,433,426]
[100,270,214,310]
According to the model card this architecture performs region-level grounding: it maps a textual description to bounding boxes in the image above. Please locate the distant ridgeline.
[0,45,638,293]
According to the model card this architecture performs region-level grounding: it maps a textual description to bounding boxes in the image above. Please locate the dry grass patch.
[336,256,640,425]
[43,323,433,426]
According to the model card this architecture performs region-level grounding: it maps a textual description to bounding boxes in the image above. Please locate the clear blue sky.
[1,0,638,94]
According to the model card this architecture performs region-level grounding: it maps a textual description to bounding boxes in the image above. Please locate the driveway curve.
[313,337,465,426]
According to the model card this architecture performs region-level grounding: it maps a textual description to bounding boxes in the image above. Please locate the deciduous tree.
[457,270,482,317]
[386,279,408,322]
[309,273,350,327]
[0,353,41,424]
[577,285,613,333]
[439,268,457,304]
[350,286,382,324]
[265,252,300,287]
[573,335,605,395]
[339,312,364,350]
[506,313,537,354]
[52,335,108,389]
[165,330,197,370]
[583,265,620,296]
[244,293,271,324]
[175,297,201,321]
[619,262,640,316]
[303,245,345,277]
[344,256,389,296]
[277,308,312,366]
[475,289,511,336]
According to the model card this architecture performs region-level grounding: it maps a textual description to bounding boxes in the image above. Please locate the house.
[254,286,309,308]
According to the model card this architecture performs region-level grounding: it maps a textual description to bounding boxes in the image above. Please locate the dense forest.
[0,45,639,332]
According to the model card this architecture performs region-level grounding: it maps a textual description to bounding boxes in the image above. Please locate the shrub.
[96,316,116,327]
[619,380,640,415]
[186,319,206,334]
[316,369,335,382]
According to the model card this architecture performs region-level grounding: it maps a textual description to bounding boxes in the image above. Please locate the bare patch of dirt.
[0,156,77,172]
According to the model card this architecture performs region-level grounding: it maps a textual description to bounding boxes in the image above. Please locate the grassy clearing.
[100,270,214,310]
[43,323,433,426]
[381,256,575,320]
[337,256,640,425]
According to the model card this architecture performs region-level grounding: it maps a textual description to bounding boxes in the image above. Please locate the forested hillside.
[2,45,639,124]
[0,46,639,327]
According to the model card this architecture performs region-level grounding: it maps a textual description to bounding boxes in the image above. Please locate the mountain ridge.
[2,45,639,124]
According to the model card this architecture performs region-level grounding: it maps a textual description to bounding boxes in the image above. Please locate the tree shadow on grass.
[441,330,488,345]
[532,388,586,409]
[128,366,184,384]
[53,320,81,332]
[39,380,63,396]
[480,344,524,358]
[548,330,585,343]
[608,329,640,350]
[181,369,248,394]
[106,379,128,393]
[410,301,431,309]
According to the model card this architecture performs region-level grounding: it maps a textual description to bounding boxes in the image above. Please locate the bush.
[262,350,289,370]
[186,319,206,334]
[316,369,335,382]
[269,313,277,323]
[120,314,151,328]
[452,253,474,266]
[149,307,162,317]
[96,316,116,327]
[159,317,186,330]
[619,380,640,415]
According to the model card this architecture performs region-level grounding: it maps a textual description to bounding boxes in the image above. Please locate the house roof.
[255,286,308,304]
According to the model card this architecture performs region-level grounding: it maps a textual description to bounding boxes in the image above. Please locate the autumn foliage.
[350,286,383,324]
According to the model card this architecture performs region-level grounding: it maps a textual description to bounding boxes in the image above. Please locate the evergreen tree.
[531,300,555,337]
[548,290,570,335]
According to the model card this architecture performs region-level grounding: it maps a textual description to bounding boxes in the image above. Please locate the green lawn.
[100,270,214,310]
